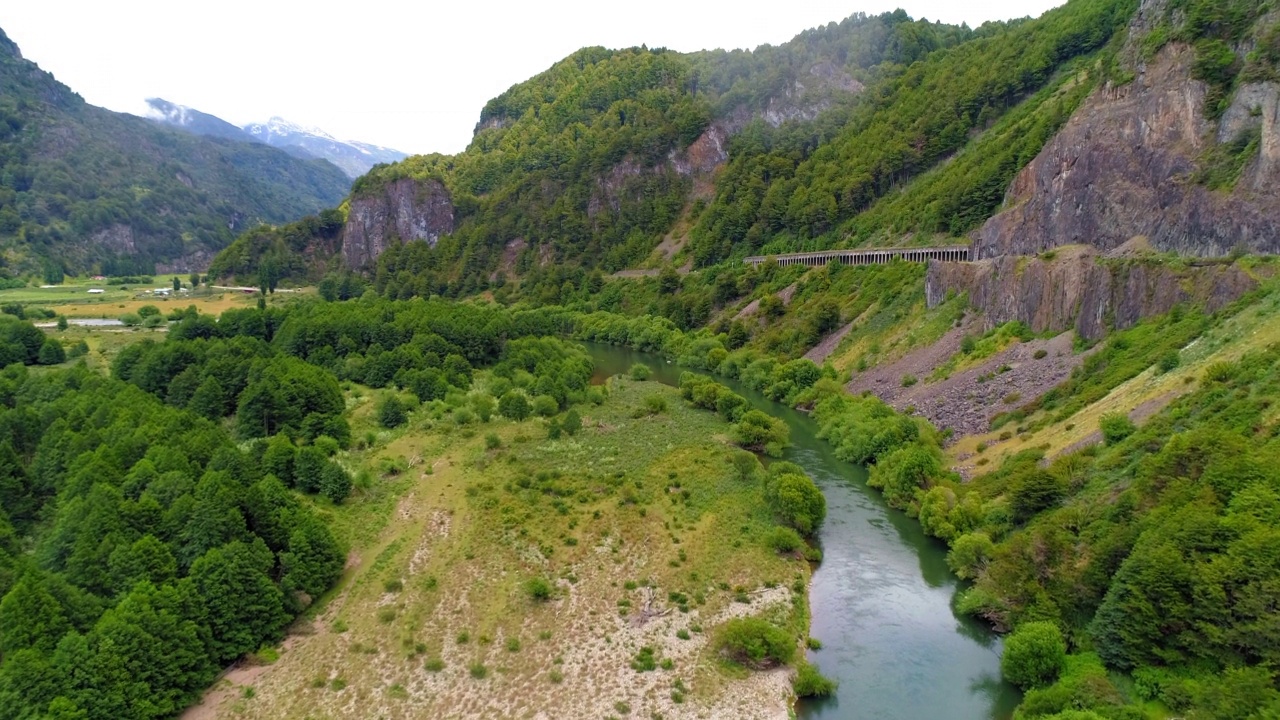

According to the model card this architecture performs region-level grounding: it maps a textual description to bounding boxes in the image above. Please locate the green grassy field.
[189,376,809,720]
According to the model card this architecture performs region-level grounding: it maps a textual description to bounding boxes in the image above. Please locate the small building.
[87,288,105,294]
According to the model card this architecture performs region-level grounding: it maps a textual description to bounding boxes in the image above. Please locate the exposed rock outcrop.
[973,45,1280,259]
[341,178,454,268]
[926,246,1257,340]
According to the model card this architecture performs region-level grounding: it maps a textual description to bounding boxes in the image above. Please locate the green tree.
[0,573,71,654]
[38,339,66,365]
[279,513,344,607]
[172,277,181,293]
[766,472,827,535]
[294,445,327,494]
[56,315,68,331]
[733,410,789,456]
[1001,621,1067,689]
[499,391,531,421]
[378,395,408,428]
[562,409,582,435]
[188,540,289,664]
[319,462,352,504]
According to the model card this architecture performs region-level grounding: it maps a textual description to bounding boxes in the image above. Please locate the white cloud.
[1,0,1064,156]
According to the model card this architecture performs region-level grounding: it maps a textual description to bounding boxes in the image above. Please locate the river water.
[583,342,1020,720]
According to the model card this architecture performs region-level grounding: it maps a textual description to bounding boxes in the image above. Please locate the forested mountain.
[0,28,351,278]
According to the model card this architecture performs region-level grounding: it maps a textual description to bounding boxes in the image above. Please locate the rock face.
[925,246,1256,340]
[342,178,454,268]
[973,45,1280,259]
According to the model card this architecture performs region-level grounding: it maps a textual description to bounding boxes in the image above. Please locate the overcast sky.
[2,1,1063,156]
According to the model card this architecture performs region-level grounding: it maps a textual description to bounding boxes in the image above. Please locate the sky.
[2,0,1063,156]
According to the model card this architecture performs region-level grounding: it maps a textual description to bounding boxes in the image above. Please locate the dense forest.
[0,28,350,279]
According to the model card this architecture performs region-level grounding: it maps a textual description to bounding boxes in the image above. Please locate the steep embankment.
[974,6,1280,257]
[926,244,1257,339]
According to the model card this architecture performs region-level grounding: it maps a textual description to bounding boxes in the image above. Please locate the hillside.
[0,28,351,278]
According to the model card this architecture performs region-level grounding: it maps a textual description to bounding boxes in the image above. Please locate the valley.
[1,0,1279,718]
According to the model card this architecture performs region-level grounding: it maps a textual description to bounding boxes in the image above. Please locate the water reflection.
[580,342,1020,720]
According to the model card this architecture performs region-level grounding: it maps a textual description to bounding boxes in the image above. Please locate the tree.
[733,410,789,456]
[188,375,226,419]
[294,445,326,494]
[562,409,582,435]
[189,272,200,289]
[499,391,531,421]
[56,315,68,331]
[1010,470,1066,522]
[319,462,352,504]
[279,513,343,607]
[188,540,289,664]
[0,573,71,654]
[766,472,827,535]
[1001,621,1067,689]
[378,395,407,428]
[38,339,65,365]
[946,532,994,579]
[172,277,181,293]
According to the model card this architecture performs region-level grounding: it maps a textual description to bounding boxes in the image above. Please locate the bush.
[120,313,142,327]
[715,617,795,667]
[901,374,918,387]
[643,394,668,414]
[793,659,837,697]
[733,410,789,456]
[1001,621,1067,689]
[1033,348,1048,360]
[485,432,501,449]
[469,663,488,679]
[1157,350,1180,374]
[499,391,531,421]
[765,473,826,535]
[378,395,408,428]
[525,576,553,602]
[137,304,161,318]
[629,363,652,381]
[764,526,805,554]
[37,339,65,365]
[1098,413,1135,446]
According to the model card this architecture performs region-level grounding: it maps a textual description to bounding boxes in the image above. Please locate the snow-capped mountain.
[142,100,407,179]
[243,117,407,179]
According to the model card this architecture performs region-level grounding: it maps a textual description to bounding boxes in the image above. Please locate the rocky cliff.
[341,178,454,268]
[973,44,1280,259]
[926,245,1257,340]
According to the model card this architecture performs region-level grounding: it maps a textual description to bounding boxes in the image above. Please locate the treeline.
[0,363,344,719]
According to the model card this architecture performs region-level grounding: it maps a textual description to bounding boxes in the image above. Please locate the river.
[583,342,1020,720]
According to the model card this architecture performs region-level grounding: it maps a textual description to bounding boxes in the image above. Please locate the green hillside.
[0,28,350,279]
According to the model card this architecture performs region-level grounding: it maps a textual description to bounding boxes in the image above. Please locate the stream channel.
[584,342,1021,720]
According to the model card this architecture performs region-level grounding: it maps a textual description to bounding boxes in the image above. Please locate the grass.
[223,374,810,718]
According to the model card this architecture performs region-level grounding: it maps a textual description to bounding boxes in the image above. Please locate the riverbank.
[185,373,809,718]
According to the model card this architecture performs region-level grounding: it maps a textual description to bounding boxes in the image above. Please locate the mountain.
[243,117,408,179]
[143,97,257,144]
[0,29,351,276]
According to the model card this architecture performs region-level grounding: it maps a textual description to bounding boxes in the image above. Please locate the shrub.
[715,617,794,667]
[485,432,501,449]
[1001,621,1067,689]
[629,363,652,381]
[499,391,531,420]
[961,335,977,354]
[901,374,918,387]
[733,410,790,456]
[793,659,837,697]
[1157,350,1180,374]
[525,576,553,602]
[120,313,142,327]
[424,658,445,672]
[469,663,488,679]
[1099,413,1136,446]
[1033,349,1048,360]
[764,526,805,554]
[643,394,668,414]
[765,473,826,535]
[946,532,995,579]
[562,409,582,435]
[532,394,559,417]
[631,646,657,671]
